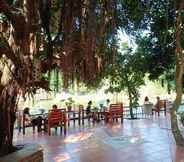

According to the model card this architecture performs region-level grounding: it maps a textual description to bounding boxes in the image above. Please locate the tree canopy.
[1,0,184,155]
[106,43,146,118]
[0,0,133,155]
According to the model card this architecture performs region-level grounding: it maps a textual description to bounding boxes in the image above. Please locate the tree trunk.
[0,83,19,156]
[127,88,134,119]
[125,74,134,119]
[0,0,49,156]
[170,0,184,146]
[171,62,184,146]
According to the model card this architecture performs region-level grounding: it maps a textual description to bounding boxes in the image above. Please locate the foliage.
[47,69,63,93]
[113,0,175,92]
[134,35,176,93]
[106,44,146,118]
[119,0,150,34]
[0,0,128,155]
[1,0,184,154]
[64,97,75,107]
[37,0,124,88]
[124,0,176,90]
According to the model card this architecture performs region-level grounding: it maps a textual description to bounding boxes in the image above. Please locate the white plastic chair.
[143,103,153,116]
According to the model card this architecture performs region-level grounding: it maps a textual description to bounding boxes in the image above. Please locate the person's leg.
[44,119,48,132]
[31,119,36,133]
[37,116,43,132]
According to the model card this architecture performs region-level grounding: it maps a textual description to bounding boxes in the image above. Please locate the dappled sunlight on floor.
[54,153,71,162]
[129,136,141,143]
[111,124,122,132]
[13,114,184,162]
[64,132,93,144]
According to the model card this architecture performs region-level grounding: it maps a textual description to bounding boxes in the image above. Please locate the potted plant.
[65,98,75,112]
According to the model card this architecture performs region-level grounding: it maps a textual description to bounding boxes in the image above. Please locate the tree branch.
[0,0,22,22]
[0,0,11,13]
[0,0,26,41]
[0,33,20,67]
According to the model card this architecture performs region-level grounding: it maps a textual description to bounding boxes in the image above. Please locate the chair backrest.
[48,109,66,124]
[109,103,123,114]
[157,100,166,110]
[143,103,153,114]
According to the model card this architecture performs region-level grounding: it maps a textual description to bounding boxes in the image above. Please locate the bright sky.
[117,30,137,51]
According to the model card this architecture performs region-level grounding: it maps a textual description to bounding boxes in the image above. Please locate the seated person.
[144,96,150,104]
[86,101,92,115]
[155,96,160,109]
[23,107,43,132]
[104,99,110,111]
[52,104,58,111]
[152,96,167,116]
[23,107,31,126]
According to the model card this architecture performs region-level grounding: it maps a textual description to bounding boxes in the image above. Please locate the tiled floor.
[13,115,184,162]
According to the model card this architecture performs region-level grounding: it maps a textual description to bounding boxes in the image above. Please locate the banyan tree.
[0,0,121,155]
[1,0,184,157]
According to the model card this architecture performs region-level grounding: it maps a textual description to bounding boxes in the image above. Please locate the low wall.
[0,143,43,162]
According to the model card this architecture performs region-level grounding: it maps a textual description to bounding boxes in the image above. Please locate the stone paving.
[13,114,184,162]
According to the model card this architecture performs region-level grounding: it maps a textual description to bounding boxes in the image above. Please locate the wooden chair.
[152,100,167,116]
[48,109,67,135]
[105,103,123,123]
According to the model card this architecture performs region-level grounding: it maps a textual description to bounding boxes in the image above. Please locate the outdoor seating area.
[9,99,184,162]
[16,101,171,136]
[2,1,184,162]
[13,113,184,162]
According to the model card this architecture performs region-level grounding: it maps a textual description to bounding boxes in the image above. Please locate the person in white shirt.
[104,99,110,111]
[144,96,150,104]
[143,96,153,115]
